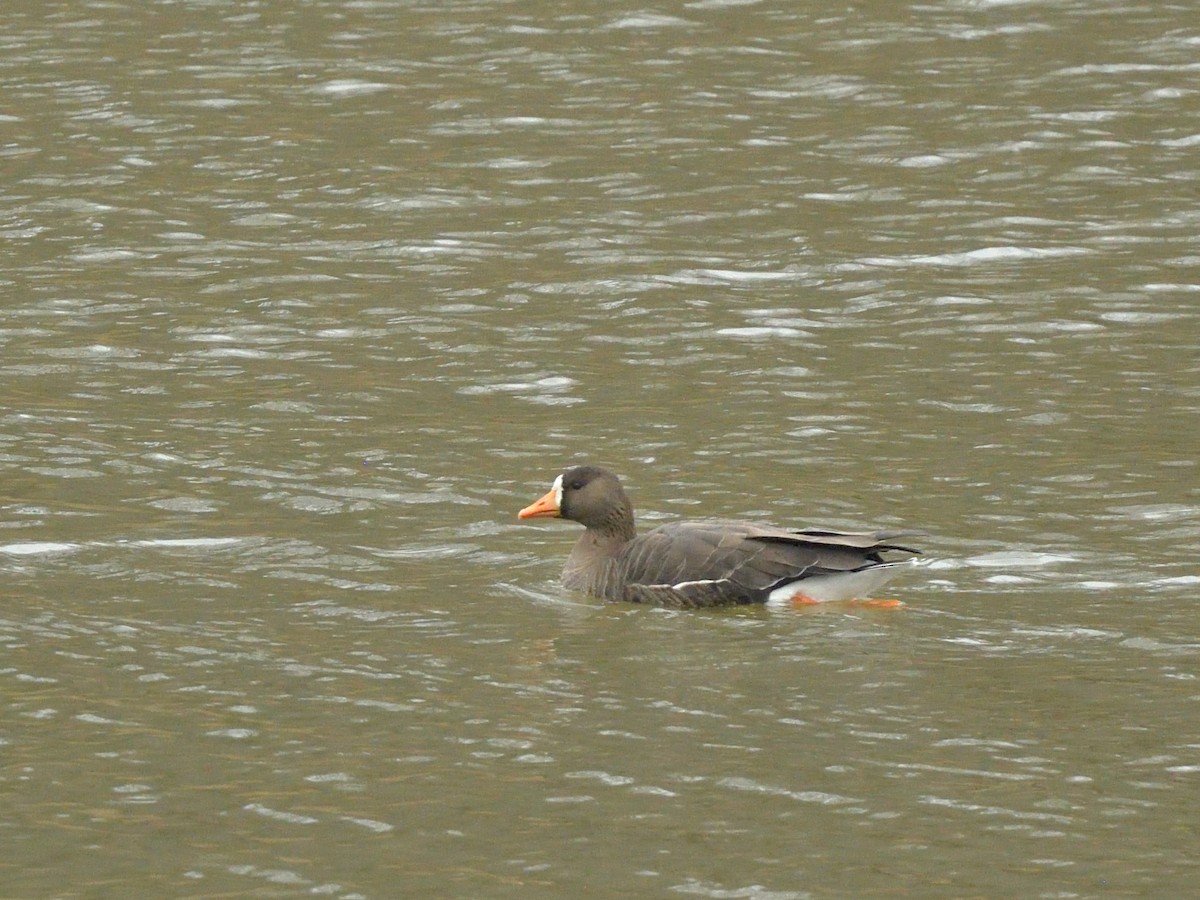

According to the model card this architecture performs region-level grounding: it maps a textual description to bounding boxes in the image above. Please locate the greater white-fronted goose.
[518,465,921,608]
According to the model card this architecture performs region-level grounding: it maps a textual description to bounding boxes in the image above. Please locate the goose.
[518,465,921,608]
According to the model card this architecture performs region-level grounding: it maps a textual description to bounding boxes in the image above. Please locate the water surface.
[3,0,1198,896]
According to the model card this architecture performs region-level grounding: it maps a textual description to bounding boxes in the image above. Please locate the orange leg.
[851,598,905,609]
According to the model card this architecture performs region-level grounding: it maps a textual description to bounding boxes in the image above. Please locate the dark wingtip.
[879,543,922,556]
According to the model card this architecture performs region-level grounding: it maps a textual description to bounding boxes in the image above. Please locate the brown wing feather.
[614,520,920,608]
[754,527,923,555]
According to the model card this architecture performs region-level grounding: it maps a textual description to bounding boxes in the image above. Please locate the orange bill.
[518,488,560,519]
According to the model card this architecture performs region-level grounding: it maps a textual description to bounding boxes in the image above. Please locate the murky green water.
[3,0,1198,897]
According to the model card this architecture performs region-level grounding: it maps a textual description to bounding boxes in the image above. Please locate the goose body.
[518,466,921,608]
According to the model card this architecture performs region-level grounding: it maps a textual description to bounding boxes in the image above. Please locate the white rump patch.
[766,562,912,608]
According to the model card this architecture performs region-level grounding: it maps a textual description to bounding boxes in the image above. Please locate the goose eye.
[568,478,586,491]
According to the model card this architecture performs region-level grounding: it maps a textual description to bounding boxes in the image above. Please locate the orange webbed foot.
[790,594,821,607]
[851,598,905,609]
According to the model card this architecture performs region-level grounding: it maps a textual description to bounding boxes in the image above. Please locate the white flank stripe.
[666,578,724,589]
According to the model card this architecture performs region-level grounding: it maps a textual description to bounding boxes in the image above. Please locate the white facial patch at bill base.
[551,473,564,509]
